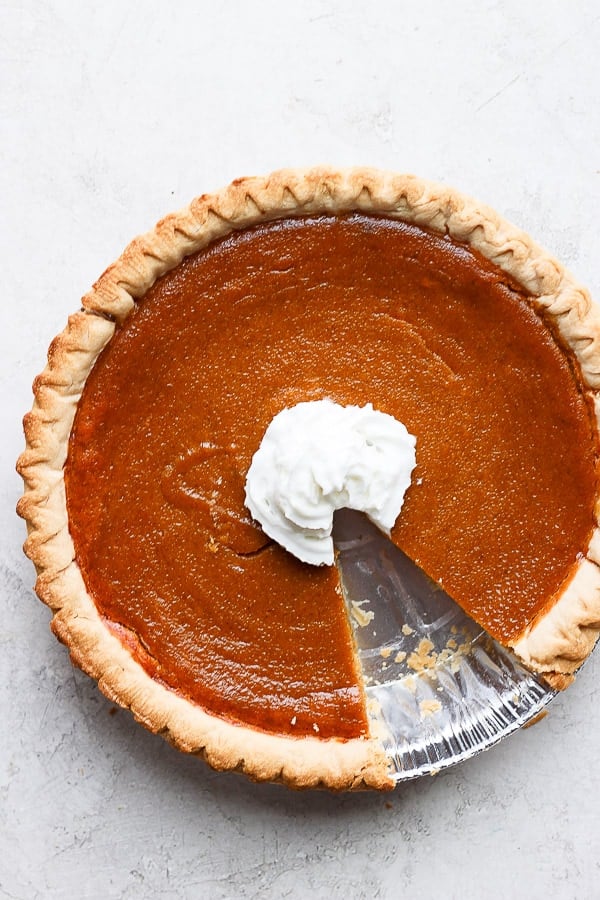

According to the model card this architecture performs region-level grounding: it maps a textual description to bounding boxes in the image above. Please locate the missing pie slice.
[17,168,600,790]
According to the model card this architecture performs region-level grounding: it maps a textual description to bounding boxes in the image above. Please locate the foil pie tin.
[333,510,556,783]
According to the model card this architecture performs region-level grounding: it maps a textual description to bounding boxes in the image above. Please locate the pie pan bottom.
[333,510,556,781]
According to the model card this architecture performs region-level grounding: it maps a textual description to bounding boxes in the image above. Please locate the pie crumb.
[402,624,414,636]
[420,699,442,717]
[350,599,375,627]
[367,697,382,716]
[394,650,407,664]
[380,647,392,659]
[407,638,437,673]
[449,639,474,673]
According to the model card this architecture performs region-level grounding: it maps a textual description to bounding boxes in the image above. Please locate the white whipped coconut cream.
[244,399,417,565]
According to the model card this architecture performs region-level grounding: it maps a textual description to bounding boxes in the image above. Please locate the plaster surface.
[2,2,600,897]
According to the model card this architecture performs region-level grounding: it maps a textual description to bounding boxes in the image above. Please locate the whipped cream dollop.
[244,399,417,565]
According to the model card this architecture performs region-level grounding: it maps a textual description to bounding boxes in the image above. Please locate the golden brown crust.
[512,542,600,683]
[16,167,600,788]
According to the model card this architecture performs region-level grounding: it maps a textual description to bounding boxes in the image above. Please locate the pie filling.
[65,214,597,740]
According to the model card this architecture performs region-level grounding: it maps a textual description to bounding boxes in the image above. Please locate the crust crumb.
[394,650,407,664]
[350,599,375,627]
[402,624,414,636]
[380,646,392,659]
[404,675,417,694]
[449,640,474,673]
[407,638,437,673]
[366,697,382,717]
[420,699,442,717]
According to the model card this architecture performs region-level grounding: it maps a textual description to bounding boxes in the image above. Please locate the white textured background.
[3,2,600,898]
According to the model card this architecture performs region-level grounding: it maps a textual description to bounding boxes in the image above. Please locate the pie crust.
[17,167,600,789]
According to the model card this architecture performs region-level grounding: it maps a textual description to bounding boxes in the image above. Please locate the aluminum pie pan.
[333,510,557,783]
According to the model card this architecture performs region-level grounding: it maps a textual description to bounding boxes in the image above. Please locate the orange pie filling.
[65,214,598,741]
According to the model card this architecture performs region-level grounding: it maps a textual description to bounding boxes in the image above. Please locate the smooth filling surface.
[65,214,597,739]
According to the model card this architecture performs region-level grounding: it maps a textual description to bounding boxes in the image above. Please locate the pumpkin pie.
[17,168,600,790]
